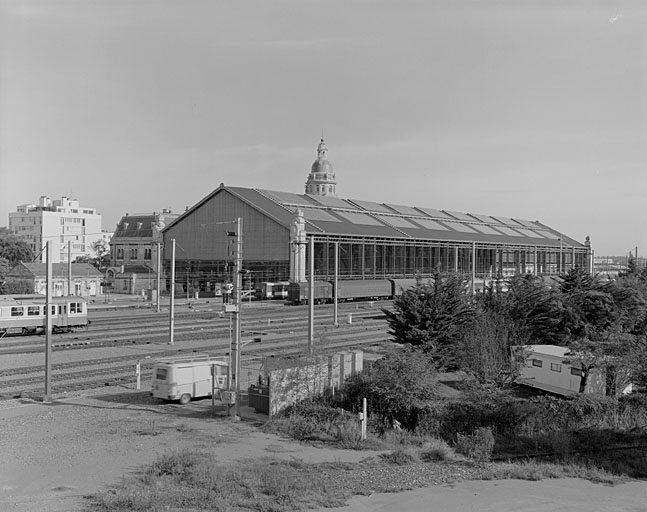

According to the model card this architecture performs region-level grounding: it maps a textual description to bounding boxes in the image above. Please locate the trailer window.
[11,307,24,317]
[531,359,542,367]
[550,363,562,372]
[570,367,582,377]
[27,306,41,316]
[156,368,168,381]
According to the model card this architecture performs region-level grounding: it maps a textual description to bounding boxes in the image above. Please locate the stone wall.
[264,350,363,418]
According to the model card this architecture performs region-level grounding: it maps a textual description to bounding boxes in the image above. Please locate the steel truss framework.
[308,235,589,281]
[164,235,589,295]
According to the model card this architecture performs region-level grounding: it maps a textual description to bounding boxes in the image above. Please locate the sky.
[0,0,645,257]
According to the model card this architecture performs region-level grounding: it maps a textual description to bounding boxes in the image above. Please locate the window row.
[7,303,84,316]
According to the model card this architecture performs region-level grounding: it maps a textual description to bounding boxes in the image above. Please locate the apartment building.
[8,196,104,263]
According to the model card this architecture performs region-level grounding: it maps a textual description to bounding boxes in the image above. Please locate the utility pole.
[229,218,243,418]
[333,241,338,326]
[156,241,162,313]
[169,239,176,345]
[45,241,52,402]
[308,236,314,353]
[67,242,72,295]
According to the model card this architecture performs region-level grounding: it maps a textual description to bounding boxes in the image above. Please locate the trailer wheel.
[179,393,191,405]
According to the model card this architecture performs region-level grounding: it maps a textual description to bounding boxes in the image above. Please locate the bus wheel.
[179,394,191,405]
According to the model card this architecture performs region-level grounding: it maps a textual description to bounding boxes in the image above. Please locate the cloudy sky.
[1,0,645,256]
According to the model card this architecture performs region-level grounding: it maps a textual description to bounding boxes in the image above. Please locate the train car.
[390,278,421,297]
[0,295,89,335]
[271,281,290,300]
[256,282,275,300]
[335,279,393,302]
[287,281,333,305]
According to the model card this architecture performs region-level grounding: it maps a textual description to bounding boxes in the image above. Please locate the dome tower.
[305,138,337,197]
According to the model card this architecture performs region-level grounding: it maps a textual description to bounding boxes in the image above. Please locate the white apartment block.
[8,196,104,264]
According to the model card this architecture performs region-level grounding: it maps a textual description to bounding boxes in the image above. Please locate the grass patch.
[482,459,626,484]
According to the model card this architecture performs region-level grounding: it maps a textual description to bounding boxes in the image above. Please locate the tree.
[0,233,34,264]
[342,348,438,429]
[505,275,566,344]
[91,240,110,270]
[383,273,474,369]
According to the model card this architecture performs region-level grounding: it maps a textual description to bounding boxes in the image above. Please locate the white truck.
[151,355,230,405]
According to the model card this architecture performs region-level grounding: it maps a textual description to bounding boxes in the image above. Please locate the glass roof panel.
[470,224,505,235]
[469,213,499,224]
[384,203,421,216]
[374,215,417,229]
[514,228,547,238]
[492,226,523,236]
[301,208,341,223]
[415,207,454,219]
[513,218,540,228]
[308,195,355,209]
[443,210,476,222]
[492,216,522,227]
[444,222,479,233]
[335,211,384,226]
[348,199,392,213]
[260,190,315,207]
[410,218,450,231]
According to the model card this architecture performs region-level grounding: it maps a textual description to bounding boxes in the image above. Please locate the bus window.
[11,307,24,317]
[28,306,41,316]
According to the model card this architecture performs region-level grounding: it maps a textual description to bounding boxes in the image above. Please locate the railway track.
[0,302,393,400]
[0,304,388,355]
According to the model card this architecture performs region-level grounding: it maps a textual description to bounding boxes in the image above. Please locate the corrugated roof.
[163,185,585,249]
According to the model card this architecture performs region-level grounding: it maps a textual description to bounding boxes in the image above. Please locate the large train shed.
[161,183,590,296]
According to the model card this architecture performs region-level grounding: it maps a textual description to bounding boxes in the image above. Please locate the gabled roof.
[10,263,102,278]
[163,184,585,249]
[112,213,178,239]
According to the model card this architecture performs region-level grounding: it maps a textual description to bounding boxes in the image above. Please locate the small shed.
[514,344,632,397]
[247,350,363,417]
[4,262,103,297]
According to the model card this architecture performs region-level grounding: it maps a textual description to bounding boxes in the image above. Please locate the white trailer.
[514,344,632,397]
[151,354,230,405]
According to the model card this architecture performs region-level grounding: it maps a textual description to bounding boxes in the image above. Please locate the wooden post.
[361,398,367,441]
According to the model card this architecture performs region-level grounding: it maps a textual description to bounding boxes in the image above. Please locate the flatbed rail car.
[287,278,421,305]
[0,295,89,335]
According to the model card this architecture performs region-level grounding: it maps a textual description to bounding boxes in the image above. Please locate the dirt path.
[0,390,379,512]
[2,389,647,512]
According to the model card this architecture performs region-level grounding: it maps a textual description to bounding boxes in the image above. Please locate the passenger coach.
[0,295,89,335]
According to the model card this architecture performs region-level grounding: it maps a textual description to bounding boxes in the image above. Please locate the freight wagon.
[287,278,423,305]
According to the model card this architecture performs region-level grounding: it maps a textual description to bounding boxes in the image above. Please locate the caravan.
[151,355,230,405]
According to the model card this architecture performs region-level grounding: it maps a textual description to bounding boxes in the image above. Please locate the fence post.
[136,360,141,390]
[360,397,367,440]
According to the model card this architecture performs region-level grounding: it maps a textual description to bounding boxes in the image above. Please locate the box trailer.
[514,344,632,397]
[151,354,230,405]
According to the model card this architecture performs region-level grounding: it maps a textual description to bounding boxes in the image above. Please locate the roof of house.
[9,262,102,279]
[163,184,586,249]
[112,213,179,239]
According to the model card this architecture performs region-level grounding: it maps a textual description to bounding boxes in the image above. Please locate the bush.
[454,427,495,462]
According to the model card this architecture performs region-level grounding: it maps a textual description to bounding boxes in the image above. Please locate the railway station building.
[161,139,591,296]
